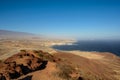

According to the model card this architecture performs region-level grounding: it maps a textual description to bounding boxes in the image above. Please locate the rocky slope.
[0,50,120,80]
[0,50,48,80]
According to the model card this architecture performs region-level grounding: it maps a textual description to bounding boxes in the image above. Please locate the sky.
[0,0,120,40]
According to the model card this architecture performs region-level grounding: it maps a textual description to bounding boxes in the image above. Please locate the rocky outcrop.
[1,50,119,80]
[0,50,48,80]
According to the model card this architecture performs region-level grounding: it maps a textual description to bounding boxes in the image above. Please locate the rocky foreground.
[0,50,120,80]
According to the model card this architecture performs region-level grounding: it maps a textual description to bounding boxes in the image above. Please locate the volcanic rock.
[0,50,48,80]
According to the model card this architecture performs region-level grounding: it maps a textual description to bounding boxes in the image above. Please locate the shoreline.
[49,40,76,46]
[49,40,120,60]
[56,50,120,59]
[50,40,120,57]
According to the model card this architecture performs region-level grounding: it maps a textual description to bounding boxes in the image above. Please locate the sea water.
[52,40,120,56]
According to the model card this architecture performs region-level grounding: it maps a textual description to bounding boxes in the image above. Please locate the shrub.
[36,51,54,61]
[20,50,26,53]
[56,64,77,80]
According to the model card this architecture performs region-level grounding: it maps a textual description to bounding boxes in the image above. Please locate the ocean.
[52,40,120,56]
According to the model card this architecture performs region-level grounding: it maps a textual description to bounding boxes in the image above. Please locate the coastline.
[47,40,77,53]
[49,40,76,46]
[50,40,120,58]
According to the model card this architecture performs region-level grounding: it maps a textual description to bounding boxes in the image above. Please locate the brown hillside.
[0,50,120,80]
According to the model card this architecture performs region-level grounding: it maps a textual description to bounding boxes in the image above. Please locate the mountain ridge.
[0,29,42,39]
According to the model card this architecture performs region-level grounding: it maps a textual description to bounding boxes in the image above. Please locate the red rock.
[0,50,48,80]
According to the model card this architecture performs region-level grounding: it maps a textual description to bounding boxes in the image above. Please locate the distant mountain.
[0,30,35,36]
[0,30,72,40]
[0,30,40,39]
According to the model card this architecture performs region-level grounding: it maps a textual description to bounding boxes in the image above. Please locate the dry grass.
[55,63,79,80]
[35,50,54,61]
[54,51,119,80]
[55,63,105,80]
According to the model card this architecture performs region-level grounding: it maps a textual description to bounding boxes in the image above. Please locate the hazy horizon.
[0,0,120,40]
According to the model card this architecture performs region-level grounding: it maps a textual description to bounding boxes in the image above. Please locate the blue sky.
[0,0,120,40]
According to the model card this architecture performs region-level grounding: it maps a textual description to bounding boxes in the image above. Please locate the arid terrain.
[0,36,74,60]
[0,30,120,80]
